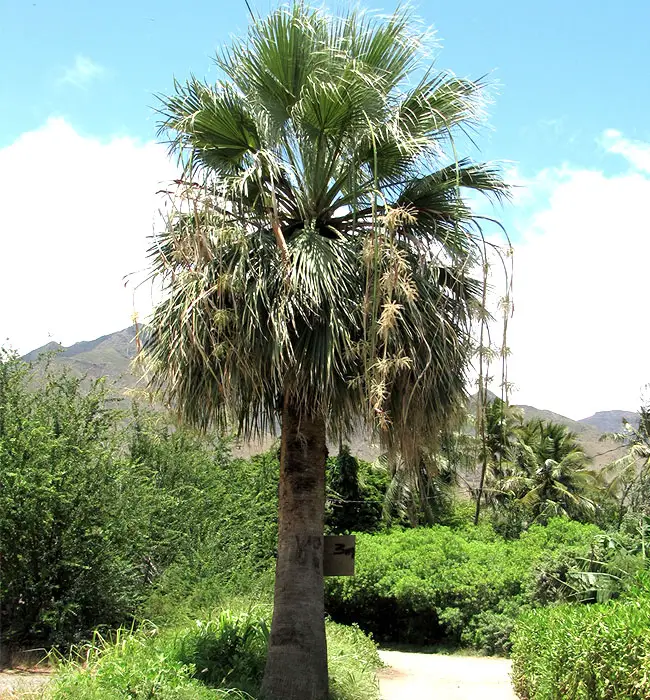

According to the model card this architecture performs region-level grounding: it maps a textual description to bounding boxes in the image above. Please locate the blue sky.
[3,0,649,172]
[2,0,650,418]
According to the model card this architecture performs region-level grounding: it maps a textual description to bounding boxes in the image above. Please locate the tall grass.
[46,608,380,700]
[511,579,650,699]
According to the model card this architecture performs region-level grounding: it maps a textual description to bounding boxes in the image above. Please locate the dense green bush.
[326,447,387,534]
[528,516,650,607]
[325,519,600,652]
[49,609,381,700]
[0,353,279,648]
[0,355,151,647]
[511,580,650,699]
[142,448,279,622]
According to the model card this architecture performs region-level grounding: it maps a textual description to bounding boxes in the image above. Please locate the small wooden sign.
[323,535,356,576]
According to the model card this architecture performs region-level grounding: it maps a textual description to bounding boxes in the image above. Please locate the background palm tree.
[598,401,650,524]
[495,420,597,522]
[143,5,507,698]
[380,443,460,527]
[485,398,522,473]
[478,397,523,509]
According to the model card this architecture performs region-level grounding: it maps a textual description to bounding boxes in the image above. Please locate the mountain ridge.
[579,410,639,434]
[21,326,632,466]
[22,325,141,390]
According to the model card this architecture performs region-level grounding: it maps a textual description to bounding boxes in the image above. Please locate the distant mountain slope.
[579,410,639,434]
[22,325,142,390]
[515,404,592,435]
[20,327,628,467]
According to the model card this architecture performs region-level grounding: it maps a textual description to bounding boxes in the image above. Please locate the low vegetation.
[326,519,600,654]
[4,350,650,697]
[511,577,650,699]
[0,351,278,649]
[48,610,380,700]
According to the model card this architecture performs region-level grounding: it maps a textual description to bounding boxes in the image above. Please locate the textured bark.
[260,397,328,700]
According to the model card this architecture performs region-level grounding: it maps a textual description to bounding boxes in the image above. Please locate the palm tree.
[598,402,650,524]
[380,442,460,527]
[476,397,523,515]
[143,5,507,698]
[485,398,522,472]
[498,420,596,522]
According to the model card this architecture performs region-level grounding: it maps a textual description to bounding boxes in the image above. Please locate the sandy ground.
[378,650,517,700]
[0,671,51,699]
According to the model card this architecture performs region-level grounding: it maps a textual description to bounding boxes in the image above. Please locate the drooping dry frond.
[143,3,510,464]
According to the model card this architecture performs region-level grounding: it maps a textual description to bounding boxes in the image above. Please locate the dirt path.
[378,650,517,700]
[0,671,51,699]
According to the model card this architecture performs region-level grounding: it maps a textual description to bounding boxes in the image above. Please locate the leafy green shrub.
[48,610,380,700]
[0,355,151,647]
[326,447,387,534]
[141,449,279,623]
[0,353,279,648]
[511,590,650,699]
[490,502,534,540]
[325,518,600,649]
[527,523,650,606]
[461,606,519,655]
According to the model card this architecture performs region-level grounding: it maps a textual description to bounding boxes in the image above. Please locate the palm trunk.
[473,449,488,526]
[260,396,328,700]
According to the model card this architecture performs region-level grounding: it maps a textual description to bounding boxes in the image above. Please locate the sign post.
[323,535,355,577]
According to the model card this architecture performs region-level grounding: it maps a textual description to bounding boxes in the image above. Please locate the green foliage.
[511,584,650,699]
[485,413,597,527]
[49,626,222,700]
[143,449,279,623]
[0,352,280,648]
[325,518,600,653]
[176,611,269,693]
[379,445,460,528]
[597,401,650,526]
[146,3,510,471]
[462,605,518,655]
[326,447,387,534]
[0,353,149,647]
[48,610,380,700]
[528,516,650,606]
[327,621,382,700]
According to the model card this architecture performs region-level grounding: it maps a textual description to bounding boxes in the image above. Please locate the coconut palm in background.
[496,420,596,522]
[379,443,462,526]
[481,397,523,509]
[143,4,508,698]
[598,402,650,524]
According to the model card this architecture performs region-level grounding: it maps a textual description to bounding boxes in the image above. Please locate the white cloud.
[3,120,648,420]
[601,128,650,173]
[59,55,105,88]
[0,118,176,354]
[502,132,650,418]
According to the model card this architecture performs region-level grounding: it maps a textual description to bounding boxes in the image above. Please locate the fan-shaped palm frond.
[144,6,509,699]
[147,2,509,452]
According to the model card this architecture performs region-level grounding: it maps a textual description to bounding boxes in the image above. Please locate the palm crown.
[144,6,509,697]
[145,3,508,460]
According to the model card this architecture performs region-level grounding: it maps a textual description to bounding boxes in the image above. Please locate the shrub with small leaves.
[325,518,600,649]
